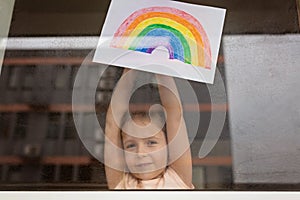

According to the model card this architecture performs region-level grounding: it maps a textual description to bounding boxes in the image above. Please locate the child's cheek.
[124,152,136,164]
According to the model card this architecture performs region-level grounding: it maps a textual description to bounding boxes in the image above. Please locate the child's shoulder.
[164,167,194,189]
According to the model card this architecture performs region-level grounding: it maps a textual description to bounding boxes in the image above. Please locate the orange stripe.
[0,156,23,164]
[0,103,228,113]
[0,156,231,166]
[42,156,91,165]
[3,57,87,65]
[3,55,223,66]
[193,156,232,166]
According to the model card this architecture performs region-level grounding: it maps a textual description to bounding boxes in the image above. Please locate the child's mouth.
[135,162,153,168]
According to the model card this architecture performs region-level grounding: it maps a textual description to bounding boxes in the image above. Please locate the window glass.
[13,113,28,139]
[0,0,299,192]
[7,165,22,182]
[53,65,69,89]
[59,165,74,182]
[7,66,20,89]
[47,113,61,139]
[0,113,10,139]
[63,113,77,140]
[41,165,56,182]
[23,65,35,90]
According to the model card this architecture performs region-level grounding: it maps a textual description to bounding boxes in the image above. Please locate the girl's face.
[122,118,168,180]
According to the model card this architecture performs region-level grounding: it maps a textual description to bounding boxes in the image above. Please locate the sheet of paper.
[93,0,226,84]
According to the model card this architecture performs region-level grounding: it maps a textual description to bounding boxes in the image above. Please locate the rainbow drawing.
[110,7,212,69]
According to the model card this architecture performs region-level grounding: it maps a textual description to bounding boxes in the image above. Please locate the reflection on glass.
[13,113,28,140]
[0,113,10,139]
[0,45,232,190]
[7,66,20,89]
[59,165,74,182]
[23,66,35,90]
[64,113,77,140]
[47,113,61,140]
[41,165,55,182]
[7,165,22,182]
[53,65,69,90]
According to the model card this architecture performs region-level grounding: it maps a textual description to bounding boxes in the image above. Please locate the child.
[104,68,194,189]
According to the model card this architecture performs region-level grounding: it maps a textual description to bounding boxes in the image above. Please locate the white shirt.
[114,167,194,189]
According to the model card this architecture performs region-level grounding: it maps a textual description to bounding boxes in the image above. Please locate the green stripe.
[129,24,191,64]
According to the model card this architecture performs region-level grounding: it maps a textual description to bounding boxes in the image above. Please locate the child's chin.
[132,169,164,180]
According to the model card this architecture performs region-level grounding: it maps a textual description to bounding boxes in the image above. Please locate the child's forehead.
[121,130,165,141]
[122,115,164,133]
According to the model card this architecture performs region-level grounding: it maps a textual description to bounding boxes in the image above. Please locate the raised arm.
[104,68,136,189]
[155,74,193,187]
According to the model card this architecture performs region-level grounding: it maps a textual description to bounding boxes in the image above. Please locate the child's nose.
[136,145,147,156]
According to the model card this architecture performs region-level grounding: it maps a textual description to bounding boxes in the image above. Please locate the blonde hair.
[121,111,166,133]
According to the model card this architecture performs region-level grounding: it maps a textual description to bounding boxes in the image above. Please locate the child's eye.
[125,143,136,149]
[147,140,158,146]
